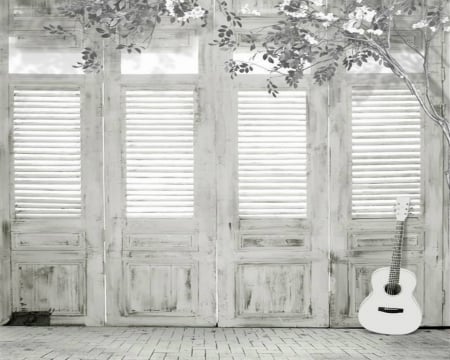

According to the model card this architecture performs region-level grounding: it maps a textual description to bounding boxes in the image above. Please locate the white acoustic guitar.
[358,196,422,335]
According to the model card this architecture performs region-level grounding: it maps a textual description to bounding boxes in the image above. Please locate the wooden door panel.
[104,36,217,325]
[217,78,329,327]
[236,262,311,316]
[6,79,104,326]
[12,253,85,315]
[329,77,445,327]
[332,254,425,324]
[125,260,196,316]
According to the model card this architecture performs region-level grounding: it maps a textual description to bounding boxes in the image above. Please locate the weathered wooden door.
[0,0,104,326]
[217,76,330,327]
[103,28,217,325]
[4,78,104,326]
[329,75,446,326]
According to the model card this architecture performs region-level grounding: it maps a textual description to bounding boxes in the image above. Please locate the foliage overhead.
[45,0,208,71]
[45,0,450,142]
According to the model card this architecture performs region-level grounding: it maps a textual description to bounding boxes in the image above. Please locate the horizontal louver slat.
[125,90,194,218]
[351,88,422,218]
[238,91,308,218]
[13,89,82,218]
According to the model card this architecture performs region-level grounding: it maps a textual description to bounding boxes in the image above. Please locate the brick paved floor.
[0,327,448,360]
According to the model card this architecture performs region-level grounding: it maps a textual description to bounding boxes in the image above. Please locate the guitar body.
[358,267,422,335]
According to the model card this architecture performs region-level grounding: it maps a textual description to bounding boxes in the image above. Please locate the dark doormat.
[5,310,53,326]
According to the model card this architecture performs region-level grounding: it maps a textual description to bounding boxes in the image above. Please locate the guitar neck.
[388,220,405,285]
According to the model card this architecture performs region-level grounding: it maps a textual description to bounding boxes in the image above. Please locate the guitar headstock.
[395,196,411,221]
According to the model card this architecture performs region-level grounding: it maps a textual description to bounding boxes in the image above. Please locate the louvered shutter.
[12,89,82,218]
[125,90,194,218]
[351,87,422,217]
[238,90,308,218]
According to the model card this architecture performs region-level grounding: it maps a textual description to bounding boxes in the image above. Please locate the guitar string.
[388,222,405,295]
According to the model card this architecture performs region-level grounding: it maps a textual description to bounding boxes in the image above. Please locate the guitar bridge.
[378,307,404,313]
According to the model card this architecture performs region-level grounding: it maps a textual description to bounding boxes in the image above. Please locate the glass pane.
[13,0,67,17]
[236,0,278,16]
[121,31,198,74]
[349,52,422,74]
[9,36,83,74]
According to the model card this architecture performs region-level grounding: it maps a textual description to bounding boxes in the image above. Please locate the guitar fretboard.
[388,221,405,286]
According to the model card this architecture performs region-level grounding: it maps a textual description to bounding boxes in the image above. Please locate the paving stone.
[0,327,448,360]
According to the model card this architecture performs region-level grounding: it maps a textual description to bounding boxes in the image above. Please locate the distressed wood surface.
[104,1,216,325]
[81,31,105,326]
[104,36,127,325]
[329,72,445,326]
[217,72,329,326]
[5,22,104,325]
[444,2,450,326]
[0,0,448,328]
[0,0,11,325]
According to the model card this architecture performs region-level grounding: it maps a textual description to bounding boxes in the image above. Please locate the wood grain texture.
[14,263,84,314]
[12,232,84,250]
[236,263,310,316]
[444,4,450,326]
[11,251,86,314]
[82,31,105,326]
[5,27,105,325]
[125,263,194,315]
[104,2,216,324]
[330,74,445,327]
[217,76,329,327]
[0,0,11,325]
[351,261,424,317]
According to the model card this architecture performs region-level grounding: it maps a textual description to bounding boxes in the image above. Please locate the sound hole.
[384,283,401,295]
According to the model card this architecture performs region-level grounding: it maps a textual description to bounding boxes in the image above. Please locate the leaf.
[96,28,105,33]
[110,17,120,27]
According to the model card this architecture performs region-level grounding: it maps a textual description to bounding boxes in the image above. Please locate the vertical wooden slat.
[196,0,218,323]
[82,33,105,325]
[422,100,444,325]
[308,82,330,326]
[329,72,352,327]
[0,0,11,324]
[104,37,124,325]
[422,14,445,325]
[443,3,450,325]
[215,35,239,325]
